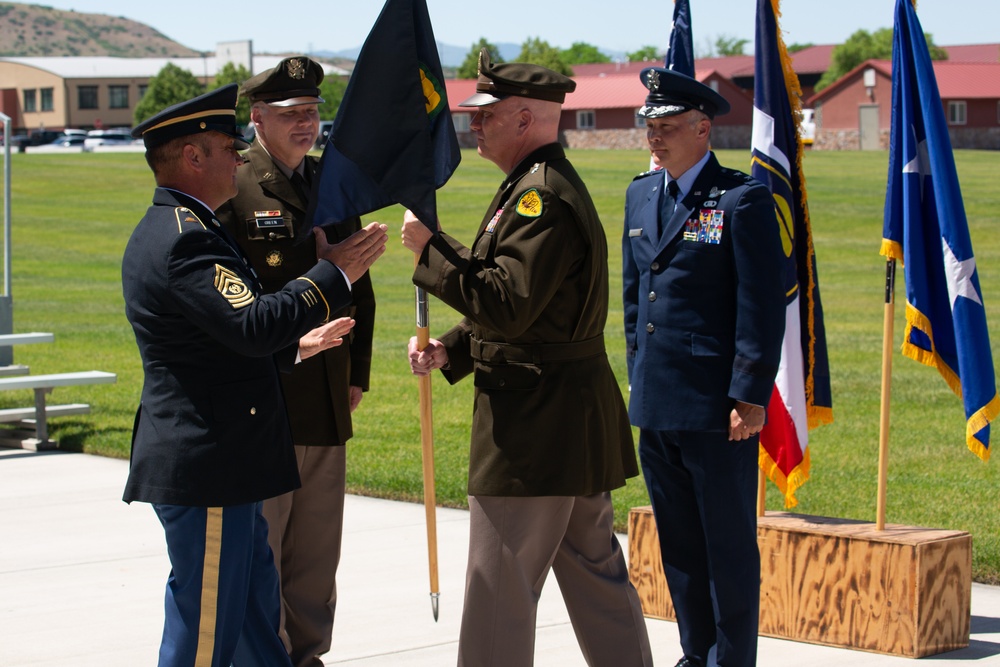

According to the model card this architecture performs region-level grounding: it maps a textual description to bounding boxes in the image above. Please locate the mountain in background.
[0,2,199,57]
[0,2,630,68]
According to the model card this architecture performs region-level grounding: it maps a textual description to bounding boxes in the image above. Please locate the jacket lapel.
[246,144,308,218]
[655,154,723,255]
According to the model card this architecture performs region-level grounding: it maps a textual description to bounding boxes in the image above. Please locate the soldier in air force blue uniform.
[121,84,387,667]
[622,68,786,667]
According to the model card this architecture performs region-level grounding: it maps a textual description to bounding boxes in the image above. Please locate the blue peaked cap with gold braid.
[132,84,250,150]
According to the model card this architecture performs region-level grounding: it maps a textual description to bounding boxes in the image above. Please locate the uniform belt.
[470,335,605,364]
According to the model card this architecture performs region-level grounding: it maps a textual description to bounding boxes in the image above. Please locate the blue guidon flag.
[881,0,999,460]
[305,0,460,231]
[664,0,694,77]
[751,0,833,507]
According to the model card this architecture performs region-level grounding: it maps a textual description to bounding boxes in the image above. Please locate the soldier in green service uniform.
[216,57,377,667]
[401,50,653,667]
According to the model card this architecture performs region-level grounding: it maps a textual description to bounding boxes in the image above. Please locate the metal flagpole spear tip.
[431,592,440,622]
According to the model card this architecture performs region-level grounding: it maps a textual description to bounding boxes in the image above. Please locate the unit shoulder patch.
[214,265,255,309]
[516,188,543,218]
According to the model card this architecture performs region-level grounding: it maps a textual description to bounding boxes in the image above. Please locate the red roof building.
[943,43,1000,63]
[445,69,753,150]
[807,59,1000,150]
[570,46,835,99]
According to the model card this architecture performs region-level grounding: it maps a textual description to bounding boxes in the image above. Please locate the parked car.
[800,109,816,146]
[83,129,136,148]
[45,135,86,148]
[9,129,63,151]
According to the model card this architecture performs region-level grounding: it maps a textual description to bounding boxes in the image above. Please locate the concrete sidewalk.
[1,448,999,666]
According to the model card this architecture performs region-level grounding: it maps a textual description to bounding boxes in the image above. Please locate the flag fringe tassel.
[759,444,811,509]
[902,302,997,461]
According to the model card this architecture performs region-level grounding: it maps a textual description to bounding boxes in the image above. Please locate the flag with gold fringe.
[881,0,998,460]
[306,0,460,230]
[750,0,833,507]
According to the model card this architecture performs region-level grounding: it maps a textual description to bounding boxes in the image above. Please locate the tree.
[561,41,610,65]
[626,45,661,63]
[517,37,572,76]
[458,38,503,79]
[715,35,749,56]
[134,63,204,126]
[318,76,348,120]
[787,42,814,53]
[815,27,947,91]
[212,62,252,127]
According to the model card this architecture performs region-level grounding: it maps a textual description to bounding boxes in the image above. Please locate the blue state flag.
[664,0,694,77]
[881,0,999,460]
[306,0,460,231]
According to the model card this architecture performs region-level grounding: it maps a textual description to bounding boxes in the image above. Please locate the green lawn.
[3,147,999,583]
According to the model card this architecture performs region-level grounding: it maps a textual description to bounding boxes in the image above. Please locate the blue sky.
[34,0,996,56]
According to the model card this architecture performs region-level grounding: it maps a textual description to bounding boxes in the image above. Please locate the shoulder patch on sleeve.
[516,188,543,218]
[214,265,255,309]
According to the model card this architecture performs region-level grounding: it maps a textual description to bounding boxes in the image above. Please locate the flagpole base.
[627,506,971,657]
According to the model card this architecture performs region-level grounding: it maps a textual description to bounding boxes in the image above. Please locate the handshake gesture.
[314,221,389,284]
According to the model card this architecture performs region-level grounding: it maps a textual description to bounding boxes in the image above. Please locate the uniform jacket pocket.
[473,362,542,391]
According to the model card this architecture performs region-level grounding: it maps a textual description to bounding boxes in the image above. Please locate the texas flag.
[751,0,833,507]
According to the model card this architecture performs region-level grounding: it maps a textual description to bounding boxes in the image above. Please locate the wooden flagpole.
[876,259,897,530]
[414,280,440,621]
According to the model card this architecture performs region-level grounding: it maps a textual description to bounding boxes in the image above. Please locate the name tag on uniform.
[629,228,643,237]
[247,210,292,241]
[254,210,284,228]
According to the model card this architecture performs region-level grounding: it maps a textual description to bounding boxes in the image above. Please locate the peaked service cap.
[131,84,250,150]
[460,48,576,107]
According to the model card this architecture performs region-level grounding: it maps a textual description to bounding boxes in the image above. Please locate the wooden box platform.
[627,506,971,657]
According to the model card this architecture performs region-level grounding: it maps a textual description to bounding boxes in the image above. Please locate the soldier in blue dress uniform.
[622,68,786,667]
[121,84,387,667]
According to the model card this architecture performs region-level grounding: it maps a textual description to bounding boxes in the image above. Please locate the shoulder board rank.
[214,264,255,309]
[516,188,543,218]
[632,168,661,181]
[719,167,754,183]
[174,207,207,233]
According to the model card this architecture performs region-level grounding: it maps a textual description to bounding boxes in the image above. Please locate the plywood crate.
[627,507,971,657]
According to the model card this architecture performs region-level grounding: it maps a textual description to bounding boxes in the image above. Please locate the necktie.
[658,179,680,240]
[291,170,310,201]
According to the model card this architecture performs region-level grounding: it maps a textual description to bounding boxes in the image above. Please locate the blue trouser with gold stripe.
[153,503,292,667]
